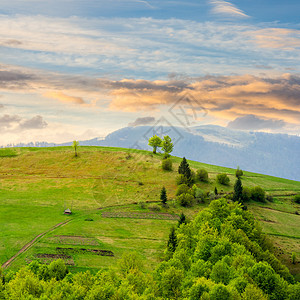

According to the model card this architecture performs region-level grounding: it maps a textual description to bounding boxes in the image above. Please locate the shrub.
[266,195,274,202]
[149,204,161,211]
[235,167,243,178]
[176,184,190,196]
[194,188,205,203]
[190,170,196,185]
[176,174,189,185]
[217,174,230,185]
[177,193,194,207]
[242,187,251,202]
[139,201,146,209]
[294,194,300,204]
[162,158,172,171]
[251,186,266,203]
[197,169,209,182]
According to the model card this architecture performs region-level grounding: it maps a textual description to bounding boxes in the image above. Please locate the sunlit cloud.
[209,0,249,18]
[43,91,86,105]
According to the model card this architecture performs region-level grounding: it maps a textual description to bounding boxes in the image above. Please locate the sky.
[1,0,300,145]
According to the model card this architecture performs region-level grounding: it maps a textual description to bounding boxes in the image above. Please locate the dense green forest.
[1,199,299,299]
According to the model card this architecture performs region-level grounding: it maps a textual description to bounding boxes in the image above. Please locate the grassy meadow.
[0,146,299,278]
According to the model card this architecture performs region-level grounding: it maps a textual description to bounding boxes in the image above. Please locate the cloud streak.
[209,0,249,18]
[44,92,86,105]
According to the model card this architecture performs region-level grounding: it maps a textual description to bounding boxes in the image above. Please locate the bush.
[235,167,243,178]
[149,204,161,211]
[197,169,209,182]
[251,186,266,203]
[139,201,146,209]
[242,187,251,202]
[194,188,205,203]
[176,184,190,196]
[176,174,189,185]
[177,193,194,207]
[162,158,172,171]
[294,194,300,204]
[266,195,274,202]
[217,174,230,185]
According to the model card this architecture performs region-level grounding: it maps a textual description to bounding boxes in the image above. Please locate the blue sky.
[0,0,300,145]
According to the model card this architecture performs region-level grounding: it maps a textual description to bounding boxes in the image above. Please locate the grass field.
[0,146,299,277]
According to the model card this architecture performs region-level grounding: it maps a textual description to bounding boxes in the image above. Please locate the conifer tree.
[214,187,218,195]
[178,212,186,227]
[160,186,167,204]
[178,157,192,183]
[167,227,177,253]
[233,177,243,203]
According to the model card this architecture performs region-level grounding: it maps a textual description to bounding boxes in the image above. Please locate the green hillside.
[0,146,299,278]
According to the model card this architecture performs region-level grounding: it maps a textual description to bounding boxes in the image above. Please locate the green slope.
[0,146,299,276]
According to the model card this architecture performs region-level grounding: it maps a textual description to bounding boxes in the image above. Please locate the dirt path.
[1,219,71,269]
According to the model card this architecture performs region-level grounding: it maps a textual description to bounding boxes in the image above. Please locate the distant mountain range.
[5,125,300,181]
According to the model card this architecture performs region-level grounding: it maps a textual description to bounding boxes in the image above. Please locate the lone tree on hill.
[160,186,167,204]
[167,227,177,253]
[178,157,192,182]
[162,135,173,158]
[233,177,243,203]
[72,140,79,157]
[148,135,162,154]
[236,166,244,178]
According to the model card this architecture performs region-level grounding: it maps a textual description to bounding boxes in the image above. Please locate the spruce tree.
[160,186,167,204]
[178,157,192,183]
[178,212,186,227]
[167,227,177,253]
[214,187,218,195]
[233,177,243,203]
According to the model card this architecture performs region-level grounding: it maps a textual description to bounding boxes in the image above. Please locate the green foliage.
[294,194,300,204]
[291,252,296,265]
[197,168,209,182]
[241,284,268,300]
[209,284,231,300]
[233,177,243,203]
[251,186,266,202]
[160,266,183,299]
[242,186,251,202]
[167,227,178,253]
[118,252,143,276]
[176,184,190,196]
[1,199,299,300]
[162,135,174,157]
[160,186,167,204]
[176,174,189,185]
[48,259,68,280]
[194,187,205,203]
[178,157,193,185]
[177,193,194,207]
[148,135,162,154]
[216,173,230,185]
[178,212,186,227]
[161,157,172,171]
[236,166,244,178]
[148,203,161,211]
[72,140,79,157]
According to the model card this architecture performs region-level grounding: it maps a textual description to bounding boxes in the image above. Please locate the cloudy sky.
[1,0,300,145]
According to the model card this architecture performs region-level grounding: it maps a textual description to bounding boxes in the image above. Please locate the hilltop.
[0,146,299,279]
[6,125,300,181]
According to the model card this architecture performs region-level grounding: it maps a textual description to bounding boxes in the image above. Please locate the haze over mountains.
[6,125,300,182]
